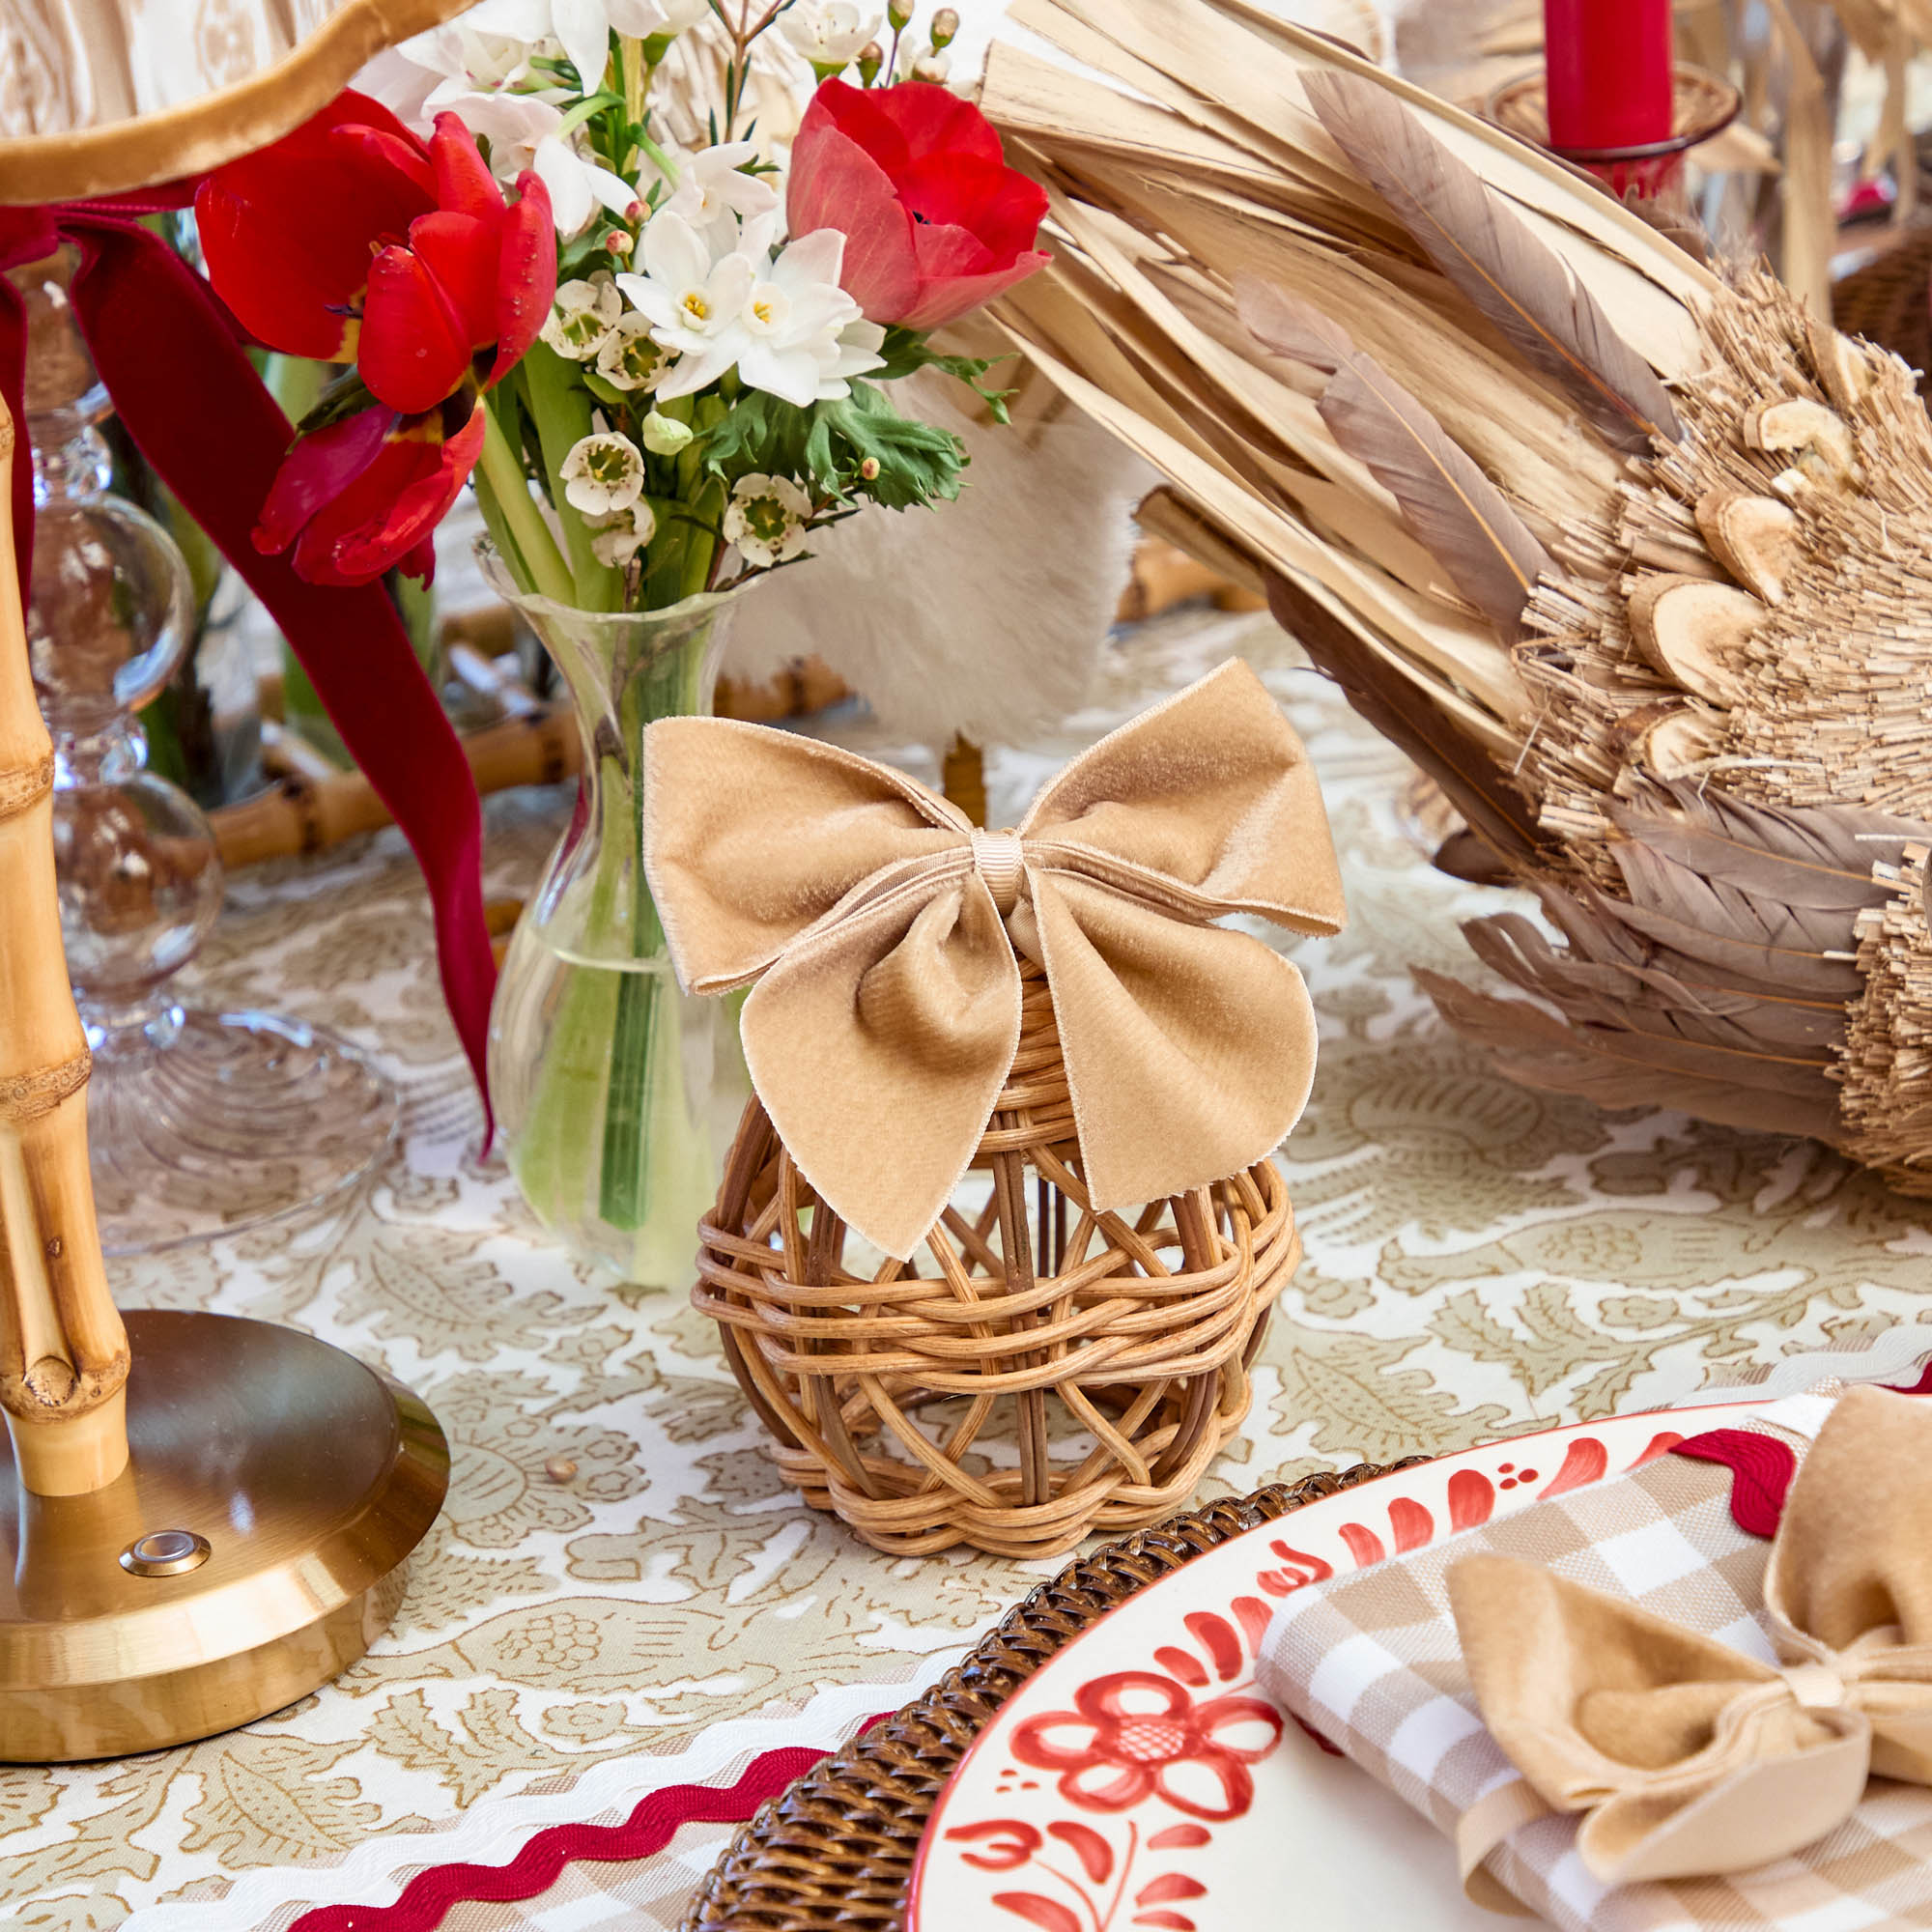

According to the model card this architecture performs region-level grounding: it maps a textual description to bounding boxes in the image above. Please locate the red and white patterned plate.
[910,1400,1774,1932]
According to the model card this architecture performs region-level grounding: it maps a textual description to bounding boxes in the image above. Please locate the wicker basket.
[1833,226,1932,392]
[692,958,1302,1559]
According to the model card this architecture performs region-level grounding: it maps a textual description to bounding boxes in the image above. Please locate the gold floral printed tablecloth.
[15,607,1932,1932]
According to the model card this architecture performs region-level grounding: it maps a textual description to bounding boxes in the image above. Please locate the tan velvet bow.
[1448,1384,1932,1889]
[639,658,1346,1258]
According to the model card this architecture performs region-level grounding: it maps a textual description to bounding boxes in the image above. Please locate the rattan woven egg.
[692,960,1301,1559]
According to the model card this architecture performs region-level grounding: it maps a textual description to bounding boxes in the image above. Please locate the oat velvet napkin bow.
[639,658,1346,1259]
[1448,1384,1932,1889]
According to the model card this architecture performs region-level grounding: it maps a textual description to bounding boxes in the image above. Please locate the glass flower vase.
[483,545,751,1287]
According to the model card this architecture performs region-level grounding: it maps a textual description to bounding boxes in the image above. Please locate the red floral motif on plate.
[1009,1672,1284,1822]
[932,1430,1646,1932]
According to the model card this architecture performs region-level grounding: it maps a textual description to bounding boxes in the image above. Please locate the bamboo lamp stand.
[0,397,448,1761]
[693,960,1302,1560]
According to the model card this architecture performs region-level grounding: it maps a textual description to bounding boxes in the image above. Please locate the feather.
[1417,971,1846,1142]
[1526,875,1859,1007]
[1301,70,1683,453]
[983,0,1932,1187]
[1463,909,1848,1054]
[1266,572,1548,871]
[1608,786,1922,913]
[1583,876,1868,1003]
[1235,273,1354,374]
[1238,275,1554,639]
[1319,359,1550,640]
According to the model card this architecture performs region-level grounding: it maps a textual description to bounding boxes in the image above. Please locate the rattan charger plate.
[679,1457,1422,1930]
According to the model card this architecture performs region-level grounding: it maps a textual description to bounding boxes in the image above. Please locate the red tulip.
[197,95,554,415]
[786,80,1049,331]
[252,400,486,586]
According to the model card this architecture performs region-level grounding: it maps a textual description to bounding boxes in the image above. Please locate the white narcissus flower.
[530,132,639,237]
[463,0,695,95]
[543,274,624,359]
[659,142,780,238]
[736,227,873,408]
[828,318,888,386]
[639,411,694,455]
[561,433,646,515]
[407,87,635,234]
[589,499,658,566]
[724,474,812,569]
[615,211,756,394]
[780,2,882,69]
[357,28,550,124]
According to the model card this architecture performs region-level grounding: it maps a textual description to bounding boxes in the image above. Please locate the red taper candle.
[1543,0,1674,151]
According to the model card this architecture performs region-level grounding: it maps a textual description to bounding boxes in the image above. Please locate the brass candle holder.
[0,393,448,1760]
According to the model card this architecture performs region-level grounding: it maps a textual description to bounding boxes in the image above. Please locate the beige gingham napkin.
[1259,1391,1932,1930]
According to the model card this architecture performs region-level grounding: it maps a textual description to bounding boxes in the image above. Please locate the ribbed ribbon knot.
[971,827,1026,914]
[1447,1385,1932,1894]
[639,660,1347,1258]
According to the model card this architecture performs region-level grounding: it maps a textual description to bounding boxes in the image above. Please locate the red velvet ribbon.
[0,196,496,1128]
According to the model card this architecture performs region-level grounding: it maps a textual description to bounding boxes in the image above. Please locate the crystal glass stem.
[13,250,397,1253]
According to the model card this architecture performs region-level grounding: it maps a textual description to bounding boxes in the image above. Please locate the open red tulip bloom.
[253,399,487,587]
[787,80,1049,331]
[196,93,553,584]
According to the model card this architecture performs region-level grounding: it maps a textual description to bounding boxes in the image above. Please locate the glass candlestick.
[16,259,397,1254]
[1488,63,1742,208]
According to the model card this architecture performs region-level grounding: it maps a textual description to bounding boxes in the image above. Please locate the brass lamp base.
[0,1309,448,1762]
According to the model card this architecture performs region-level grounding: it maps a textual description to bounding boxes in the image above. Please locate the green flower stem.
[477,402,574,605]
[636,128,680,190]
[520,342,626,611]
[503,596,728,1279]
[594,616,716,1230]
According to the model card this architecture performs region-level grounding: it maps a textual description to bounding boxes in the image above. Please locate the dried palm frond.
[981,0,1932,1192]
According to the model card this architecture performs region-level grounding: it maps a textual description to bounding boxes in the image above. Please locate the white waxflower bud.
[640,411,695,455]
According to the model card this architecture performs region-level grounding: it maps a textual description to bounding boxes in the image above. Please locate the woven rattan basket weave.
[692,959,1303,1560]
[679,1459,1415,1931]
[1833,226,1932,391]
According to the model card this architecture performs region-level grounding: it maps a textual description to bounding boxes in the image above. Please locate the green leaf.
[816,382,971,509]
[297,367,377,435]
[556,237,613,283]
[582,371,632,409]
[869,327,1019,423]
[691,378,971,514]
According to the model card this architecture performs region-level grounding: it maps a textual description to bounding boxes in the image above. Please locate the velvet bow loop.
[1447,1385,1932,1889]
[640,659,1345,1260]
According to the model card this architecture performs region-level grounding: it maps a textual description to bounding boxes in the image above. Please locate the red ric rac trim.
[287,1745,828,1932]
[1670,1430,1797,1538]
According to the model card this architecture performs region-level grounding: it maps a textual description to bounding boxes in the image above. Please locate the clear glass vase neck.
[476,541,741,760]
[482,537,754,1285]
